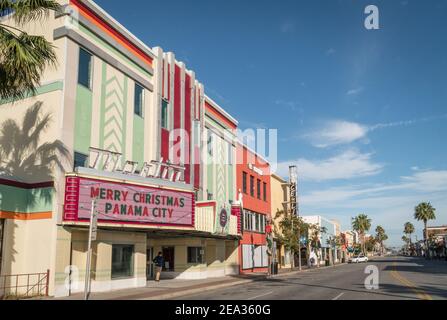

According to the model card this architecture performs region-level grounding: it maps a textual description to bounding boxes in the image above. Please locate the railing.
[0,270,49,299]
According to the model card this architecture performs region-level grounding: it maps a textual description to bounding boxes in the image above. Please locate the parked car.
[348,254,368,263]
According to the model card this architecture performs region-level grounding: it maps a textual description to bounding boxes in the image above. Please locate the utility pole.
[84,198,98,300]
[289,166,301,271]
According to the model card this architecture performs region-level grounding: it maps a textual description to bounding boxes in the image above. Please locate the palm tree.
[352,214,372,254]
[0,102,70,209]
[403,222,415,254]
[309,224,326,268]
[403,222,415,244]
[401,235,410,254]
[0,0,61,100]
[375,226,388,255]
[414,202,436,259]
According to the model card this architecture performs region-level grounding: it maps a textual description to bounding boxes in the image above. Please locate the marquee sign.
[64,177,194,227]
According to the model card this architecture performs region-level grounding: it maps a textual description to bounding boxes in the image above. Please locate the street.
[176,256,447,300]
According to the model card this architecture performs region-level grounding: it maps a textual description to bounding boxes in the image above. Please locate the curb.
[138,279,254,300]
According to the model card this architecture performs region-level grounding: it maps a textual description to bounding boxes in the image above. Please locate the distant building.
[302,215,337,266]
[424,226,447,258]
[270,173,292,269]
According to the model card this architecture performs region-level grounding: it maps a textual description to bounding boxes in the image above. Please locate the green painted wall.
[74,84,93,154]
[132,114,144,164]
[0,184,53,213]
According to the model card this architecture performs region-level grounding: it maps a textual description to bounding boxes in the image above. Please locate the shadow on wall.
[0,101,71,209]
[0,101,70,276]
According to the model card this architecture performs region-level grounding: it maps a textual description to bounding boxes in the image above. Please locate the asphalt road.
[176,256,447,300]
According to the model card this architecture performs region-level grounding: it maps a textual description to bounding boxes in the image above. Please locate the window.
[134,83,144,117]
[263,182,267,201]
[73,152,88,170]
[242,172,247,194]
[78,48,92,89]
[257,179,261,199]
[207,130,213,156]
[187,247,204,264]
[250,175,254,197]
[111,244,134,279]
[161,99,169,129]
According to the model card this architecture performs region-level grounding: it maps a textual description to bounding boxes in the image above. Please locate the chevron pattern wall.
[102,66,127,157]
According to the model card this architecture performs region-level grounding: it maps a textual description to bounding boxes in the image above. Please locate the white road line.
[247,291,274,300]
[332,292,345,300]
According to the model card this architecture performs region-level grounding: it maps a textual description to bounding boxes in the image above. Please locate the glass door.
[162,247,175,271]
[146,247,154,280]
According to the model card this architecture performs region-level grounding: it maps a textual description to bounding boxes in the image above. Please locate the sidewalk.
[41,263,347,300]
[49,274,264,300]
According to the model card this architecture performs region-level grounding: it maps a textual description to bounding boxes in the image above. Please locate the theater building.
[236,143,271,274]
[0,0,240,297]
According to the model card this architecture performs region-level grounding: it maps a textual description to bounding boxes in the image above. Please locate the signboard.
[64,177,194,227]
[214,205,230,235]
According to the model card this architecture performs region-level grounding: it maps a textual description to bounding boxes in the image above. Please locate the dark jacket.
[153,255,164,267]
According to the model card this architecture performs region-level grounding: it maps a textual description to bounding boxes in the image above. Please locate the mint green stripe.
[0,81,63,105]
[74,85,93,153]
[99,62,107,150]
[79,24,152,78]
[121,77,128,156]
[132,114,144,164]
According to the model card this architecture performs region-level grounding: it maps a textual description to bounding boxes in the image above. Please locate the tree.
[403,222,415,244]
[308,224,326,267]
[352,214,372,254]
[401,235,410,254]
[375,226,388,255]
[274,210,308,269]
[0,0,61,100]
[414,202,436,259]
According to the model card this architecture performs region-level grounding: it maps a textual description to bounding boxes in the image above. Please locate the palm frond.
[11,0,61,25]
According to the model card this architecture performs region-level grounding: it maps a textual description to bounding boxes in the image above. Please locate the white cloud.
[304,120,368,148]
[346,87,364,95]
[275,149,383,181]
[299,169,447,246]
[302,114,447,148]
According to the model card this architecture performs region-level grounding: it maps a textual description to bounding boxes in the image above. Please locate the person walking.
[153,251,164,282]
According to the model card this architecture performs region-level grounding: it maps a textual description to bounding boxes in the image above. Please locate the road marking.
[390,262,432,300]
[332,292,345,300]
[247,291,274,300]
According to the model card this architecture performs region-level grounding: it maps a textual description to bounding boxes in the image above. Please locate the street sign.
[90,208,98,241]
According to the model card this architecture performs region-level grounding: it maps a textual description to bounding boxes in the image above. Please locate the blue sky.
[95,0,447,246]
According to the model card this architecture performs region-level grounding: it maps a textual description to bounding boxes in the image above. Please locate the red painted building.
[236,143,271,273]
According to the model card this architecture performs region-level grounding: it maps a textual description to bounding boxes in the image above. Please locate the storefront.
[236,143,272,274]
[54,165,240,296]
